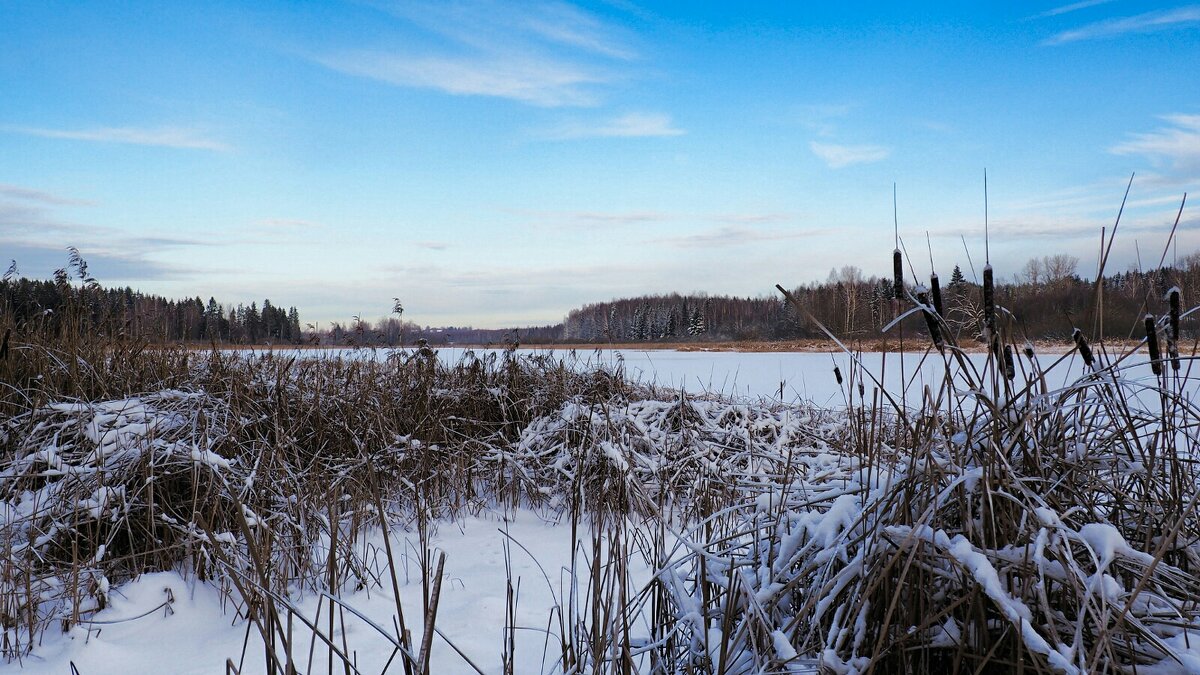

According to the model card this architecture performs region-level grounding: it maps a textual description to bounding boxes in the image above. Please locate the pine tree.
[633,303,650,341]
[950,265,966,288]
[287,307,301,344]
[247,302,261,342]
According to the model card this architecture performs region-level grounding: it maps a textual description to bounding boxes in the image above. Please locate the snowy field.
[16,513,661,675]
[8,344,1198,674]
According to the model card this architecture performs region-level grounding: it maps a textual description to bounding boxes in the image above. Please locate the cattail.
[892,249,904,300]
[1003,344,1015,380]
[930,273,944,317]
[833,365,843,386]
[982,264,995,334]
[1023,344,1034,360]
[916,285,943,349]
[1167,287,1182,371]
[1073,328,1094,369]
[1146,314,1162,376]
[1168,287,1182,341]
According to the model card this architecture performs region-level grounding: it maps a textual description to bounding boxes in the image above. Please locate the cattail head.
[1168,287,1182,341]
[1023,343,1035,360]
[1073,328,1095,369]
[982,264,995,333]
[833,365,843,386]
[893,249,904,300]
[930,273,944,317]
[1003,344,1015,380]
[914,284,943,350]
[1145,314,1162,376]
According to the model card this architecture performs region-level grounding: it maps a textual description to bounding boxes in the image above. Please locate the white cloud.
[519,3,636,60]
[1031,0,1116,19]
[317,50,608,107]
[794,102,854,137]
[0,183,94,206]
[510,209,792,227]
[255,218,323,230]
[415,241,450,250]
[653,226,821,248]
[1110,114,1200,176]
[1044,6,1200,44]
[809,142,890,169]
[313,1,637,107]
[5,125,230,151]
[538,112,684,140]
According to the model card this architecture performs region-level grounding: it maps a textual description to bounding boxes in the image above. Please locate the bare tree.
[1019,258,1043,286]
[1043,254,1078,284]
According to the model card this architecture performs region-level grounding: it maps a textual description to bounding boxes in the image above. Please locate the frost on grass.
[3,349,1200,673]
[647,354,1200,673]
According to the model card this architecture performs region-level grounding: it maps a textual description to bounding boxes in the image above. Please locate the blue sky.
[1,1,1198,328]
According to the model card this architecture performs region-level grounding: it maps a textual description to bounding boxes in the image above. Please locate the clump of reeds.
[658,222,1200,673]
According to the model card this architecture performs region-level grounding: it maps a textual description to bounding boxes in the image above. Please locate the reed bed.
[5,249,1200,673]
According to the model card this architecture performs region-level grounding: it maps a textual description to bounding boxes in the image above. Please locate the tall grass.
[4,241,1200,673]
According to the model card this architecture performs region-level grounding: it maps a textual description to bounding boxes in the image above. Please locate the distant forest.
[557,253,1200,345]
[2,258,303,345]
[6,251,1200,347]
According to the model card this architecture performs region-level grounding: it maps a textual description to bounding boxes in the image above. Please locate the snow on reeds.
[5,274,1200,672]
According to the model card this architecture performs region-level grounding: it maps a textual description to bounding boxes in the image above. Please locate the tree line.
[315,316,561,347]
[559,252,1200,344]
[2,259,302,345]
[10,248,1200,348]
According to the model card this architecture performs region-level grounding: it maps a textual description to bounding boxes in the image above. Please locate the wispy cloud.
[1,182,210,281]
[313,1,636,107]
[317,50,608,107]
[565,210,673,223]
[511,209,793,228]
[0,183,95,207]
[4,125,230,151]
[415,240,450,250]
[538,112,684,140]
[519,2,636,59]
[809,142,890,169]
[794,103,854,137]
[0,242,190,281]
[255,218,322,230]
[653,226,819,248]
[1044,6,1200,44]
[929,210,1189,241]
[1031,0,1116,20]
[1110,114,1200,176]
[714,213,792,224]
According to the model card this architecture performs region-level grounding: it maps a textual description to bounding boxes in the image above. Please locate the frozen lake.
[258,343,1180,408]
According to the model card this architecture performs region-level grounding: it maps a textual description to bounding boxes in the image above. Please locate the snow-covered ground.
[16,512,656,675]
[9,344,1191,674]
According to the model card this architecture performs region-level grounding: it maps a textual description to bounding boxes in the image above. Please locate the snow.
[278,346,1100,406]
[10,347,1200,673]
[16,512,656,675]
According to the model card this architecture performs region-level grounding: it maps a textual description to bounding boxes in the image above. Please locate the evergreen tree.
[287,307,301,343]
[633,303,650,341]
[664,310,678,338]
[247,302,261,342]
